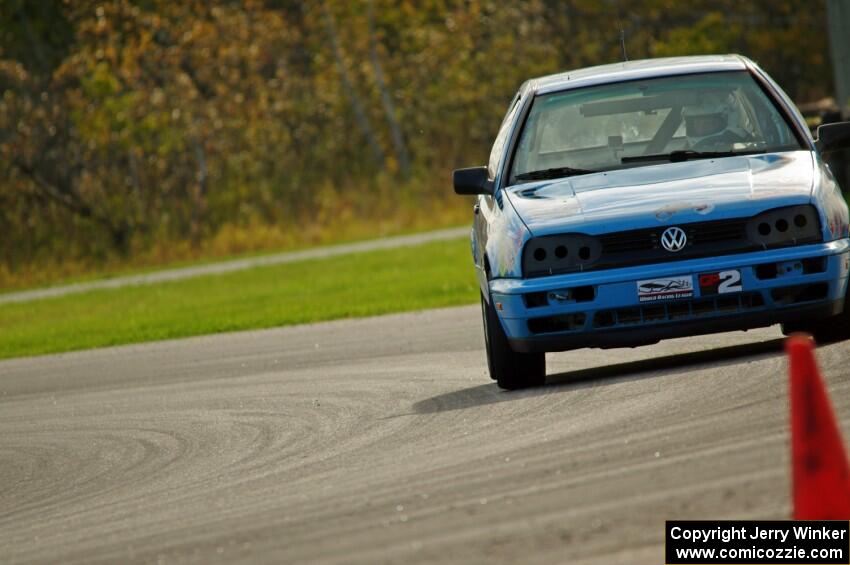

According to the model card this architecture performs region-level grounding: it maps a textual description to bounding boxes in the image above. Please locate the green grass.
[0,238,479,360]
[0,219,468,294]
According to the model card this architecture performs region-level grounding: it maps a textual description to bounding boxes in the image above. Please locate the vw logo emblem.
[661,226,687,252]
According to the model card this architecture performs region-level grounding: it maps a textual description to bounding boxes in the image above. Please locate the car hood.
[505,151,815,237]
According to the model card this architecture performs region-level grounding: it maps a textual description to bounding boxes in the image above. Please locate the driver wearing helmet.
[682,93,750,151]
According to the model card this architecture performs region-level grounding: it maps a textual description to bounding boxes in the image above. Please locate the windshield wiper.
[621,149,767,164]
[514,166,596,181]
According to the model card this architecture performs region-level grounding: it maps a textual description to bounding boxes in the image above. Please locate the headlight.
[746,205,821,248]
[522,233,601,277]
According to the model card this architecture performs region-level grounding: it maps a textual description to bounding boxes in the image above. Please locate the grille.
[527,313,587,334]
[771,283,828,305]
[526,281,829,336]
[593,292,765,328]
[598,218,749,254]
[525,218,758,278]
[587,217,756,273]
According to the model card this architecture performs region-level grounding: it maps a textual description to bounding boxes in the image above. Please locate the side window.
[488,96,521,180]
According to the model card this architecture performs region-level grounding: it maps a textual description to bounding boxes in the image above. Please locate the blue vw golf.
[454,55,850,390]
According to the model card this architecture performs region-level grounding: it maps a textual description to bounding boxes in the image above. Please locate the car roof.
[529,55,752,96]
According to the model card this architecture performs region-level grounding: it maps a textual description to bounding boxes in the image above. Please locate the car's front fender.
[812,154,850,242]
[475,192,529,301]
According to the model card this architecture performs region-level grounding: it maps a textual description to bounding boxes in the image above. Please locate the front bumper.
[489,240,850,353]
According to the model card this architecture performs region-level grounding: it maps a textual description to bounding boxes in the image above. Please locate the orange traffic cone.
[787,334,850,519]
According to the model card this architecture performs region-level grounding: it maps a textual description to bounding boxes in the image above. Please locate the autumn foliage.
[0,0,833,287]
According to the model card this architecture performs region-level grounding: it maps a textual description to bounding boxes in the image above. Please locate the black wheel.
[481,293,545,390]
[781,283,850,343]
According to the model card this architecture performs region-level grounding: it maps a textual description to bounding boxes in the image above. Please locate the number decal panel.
[698,270,743,295]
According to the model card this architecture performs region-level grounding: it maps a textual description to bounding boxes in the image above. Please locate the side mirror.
[816,122,850,153]
[453,166,493,196]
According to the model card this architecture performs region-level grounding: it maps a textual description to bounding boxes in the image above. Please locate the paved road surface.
[3,306,849,564]
[0,227,468,305]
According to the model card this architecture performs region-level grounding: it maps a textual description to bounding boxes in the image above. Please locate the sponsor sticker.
[637,276,694,302]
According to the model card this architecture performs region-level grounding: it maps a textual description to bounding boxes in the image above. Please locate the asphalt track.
[3,305,850,564]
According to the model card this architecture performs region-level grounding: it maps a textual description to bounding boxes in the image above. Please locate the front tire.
[481,293,545,390]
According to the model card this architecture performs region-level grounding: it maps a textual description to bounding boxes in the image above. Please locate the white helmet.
[682,93,738,150]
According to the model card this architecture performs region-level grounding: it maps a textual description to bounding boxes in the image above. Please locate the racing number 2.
[717,270,742,293]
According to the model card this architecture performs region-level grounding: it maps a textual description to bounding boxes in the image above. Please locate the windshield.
[509,71,803,183]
